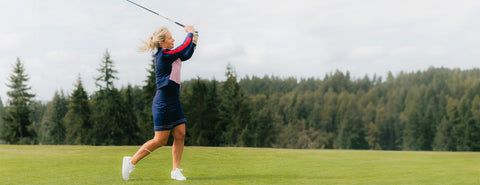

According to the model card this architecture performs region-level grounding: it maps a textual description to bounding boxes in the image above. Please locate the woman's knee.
[151,137,168,147]
[173,131,185,140]
[172,127,186,140]
[150,131,170,147]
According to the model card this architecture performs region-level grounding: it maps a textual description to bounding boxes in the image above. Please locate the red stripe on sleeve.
[164,37,192,55]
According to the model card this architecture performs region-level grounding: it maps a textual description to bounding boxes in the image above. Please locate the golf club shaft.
[126,0,197,34]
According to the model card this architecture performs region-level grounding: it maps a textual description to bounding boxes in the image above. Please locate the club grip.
[175,22,185,27]
[176,22,199,35]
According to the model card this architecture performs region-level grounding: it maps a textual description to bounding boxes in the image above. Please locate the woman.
[122,25,198,181]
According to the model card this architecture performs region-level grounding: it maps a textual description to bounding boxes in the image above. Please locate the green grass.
[1,145,479,184]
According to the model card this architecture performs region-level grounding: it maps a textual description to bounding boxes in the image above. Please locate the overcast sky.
[1,0,480,102]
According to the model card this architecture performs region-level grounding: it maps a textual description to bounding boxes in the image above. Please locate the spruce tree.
[2,58,36,144]
[182,78,208,145]
[183,78,220,146]
[363,103,380,149]
[92,50,130,145]
[218,64,251,146]
[205,80,221,145]
[64,76,91,144]
[39,91,68,144]
[138,57,156,141]
[456,95,474,151]
[123,84,141,145]
[335,92,366,149]
[0,98,5,141]
[433,117,451,151]
[51,91,68,144]
[402,87,424,150]
[29,100,46,138]
[95,50,118,91]
[250,95,275,147]
[469,95,480,151]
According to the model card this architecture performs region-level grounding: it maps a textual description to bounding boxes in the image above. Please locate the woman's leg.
[171,124,186,170]
[131,130,171,165]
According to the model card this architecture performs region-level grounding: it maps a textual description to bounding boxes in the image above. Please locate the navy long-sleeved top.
[154,33,196,89]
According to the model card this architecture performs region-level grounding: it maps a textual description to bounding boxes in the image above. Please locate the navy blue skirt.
[152,83,186,131]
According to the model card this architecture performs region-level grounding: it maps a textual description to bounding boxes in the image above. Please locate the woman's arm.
[179,42,197,61]
[162,33,194,61]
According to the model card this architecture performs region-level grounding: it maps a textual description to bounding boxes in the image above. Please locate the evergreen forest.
[1,51,480,151]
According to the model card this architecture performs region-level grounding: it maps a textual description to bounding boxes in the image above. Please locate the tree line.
[1,51,480,151]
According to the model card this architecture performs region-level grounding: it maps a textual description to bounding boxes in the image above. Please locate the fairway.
[1,145,479,184]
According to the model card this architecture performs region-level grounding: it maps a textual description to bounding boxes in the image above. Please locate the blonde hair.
[139,26,169,52]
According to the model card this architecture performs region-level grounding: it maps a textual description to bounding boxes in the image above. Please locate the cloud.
[0,33,22,50]
[348,46,386,61]
[2,0,480,101]
[199,38,246,61]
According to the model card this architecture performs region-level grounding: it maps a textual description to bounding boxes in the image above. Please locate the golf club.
[126,0,198,34]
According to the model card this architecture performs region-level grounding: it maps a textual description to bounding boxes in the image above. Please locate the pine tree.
[433,117,451,151]
[402,87,424,150]
[183,78,209,145]
[0,98,3,112]
[138,57,156,141]
[444,97,460,151]
[455,94,478,151]
[95,50,118,91]
[250,94,276,147]
[92,50,119,145]
[183,78,220,146]
[39,91,68,144]
[365,122,381,149]
[2,58,36,144]
[335,92,367,149]
[29,100,46,138]
[319,88,337,133]
[363,103,381,150]
[218,64,251,146]
[469,95,480,151]
[122,84,141,145]
[92,50,130,145]
[64,76,92,144]
[0,98,5,141]
[454,95,471,151]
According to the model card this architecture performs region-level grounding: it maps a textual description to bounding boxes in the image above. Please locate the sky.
[1,0,480,102]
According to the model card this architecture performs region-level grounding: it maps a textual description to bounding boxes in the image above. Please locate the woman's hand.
[185,25,198,44]
[192,34,198,44]
[184,25,195,34]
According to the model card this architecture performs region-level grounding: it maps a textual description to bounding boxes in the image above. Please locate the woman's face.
[160,31,175,49]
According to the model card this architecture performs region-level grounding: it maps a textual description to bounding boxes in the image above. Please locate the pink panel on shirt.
[170,59,182,84]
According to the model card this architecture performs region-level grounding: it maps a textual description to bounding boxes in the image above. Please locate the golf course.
[1,145,479,184]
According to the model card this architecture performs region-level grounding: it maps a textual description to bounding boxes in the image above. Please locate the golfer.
[122,25,198,181]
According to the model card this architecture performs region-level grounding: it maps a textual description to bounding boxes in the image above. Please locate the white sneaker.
[171,168,187,181]
[122,156,135,180]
